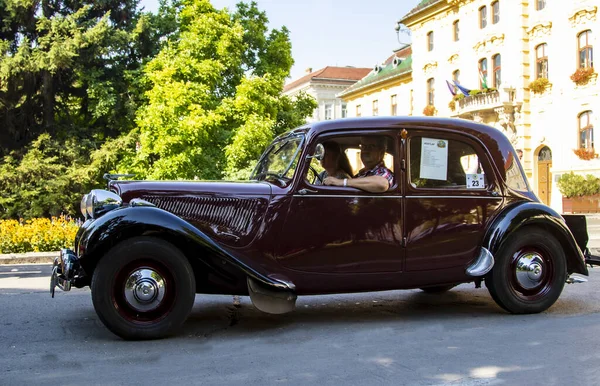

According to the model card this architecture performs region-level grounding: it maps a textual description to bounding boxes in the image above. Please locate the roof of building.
[338,47,412,97]
[283,66,372,93]
[400,0,442,23]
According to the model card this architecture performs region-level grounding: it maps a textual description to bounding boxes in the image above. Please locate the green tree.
[122,0,316,181]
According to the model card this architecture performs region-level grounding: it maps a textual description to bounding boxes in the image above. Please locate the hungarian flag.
[479,70,488,89]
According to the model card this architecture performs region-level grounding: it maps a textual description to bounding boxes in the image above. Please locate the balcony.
[453,88,518,120]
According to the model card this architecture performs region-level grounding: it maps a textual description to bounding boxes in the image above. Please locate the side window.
[409,137,486,189]
[305,135,395,187]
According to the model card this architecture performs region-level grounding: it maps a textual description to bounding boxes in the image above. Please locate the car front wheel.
[91,237,196,340]
[486,228,566,314]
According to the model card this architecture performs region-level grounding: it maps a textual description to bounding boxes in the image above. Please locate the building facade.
[282,67,371,122]
[345,0,597,212]
[338,47,413,119]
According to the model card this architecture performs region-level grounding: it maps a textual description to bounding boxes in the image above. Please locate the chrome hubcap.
[124,268,165,312]
[516,253,545,289]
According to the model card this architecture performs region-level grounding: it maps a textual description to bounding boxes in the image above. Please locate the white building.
[283,67,371,122]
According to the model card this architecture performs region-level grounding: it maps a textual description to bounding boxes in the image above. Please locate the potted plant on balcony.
[423,105,436,116]
[448,94,464,112]
[573,147,598,160]
[558,172,600,213]
[570,67,597,86]
[529,78,551,94]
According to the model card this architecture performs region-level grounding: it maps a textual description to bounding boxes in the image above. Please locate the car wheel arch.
[482,202,587,277]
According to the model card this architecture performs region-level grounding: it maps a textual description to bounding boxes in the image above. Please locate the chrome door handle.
[298,188,317,195]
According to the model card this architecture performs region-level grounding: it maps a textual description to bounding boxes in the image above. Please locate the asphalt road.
[2,264,600,385]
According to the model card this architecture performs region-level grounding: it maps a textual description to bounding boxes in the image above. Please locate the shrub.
[453,93,465,101]
[570,67,596,86]
[448,100,456,111]
[529,78,550,94]
[557,172,600,198]
[0,216,79,253]
[423,105,436,116]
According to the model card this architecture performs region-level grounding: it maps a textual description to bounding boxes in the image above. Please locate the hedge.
[0,216,79,254]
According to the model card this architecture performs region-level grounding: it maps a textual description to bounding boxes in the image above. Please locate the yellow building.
[338,46,413,119]
[343,0,598,212]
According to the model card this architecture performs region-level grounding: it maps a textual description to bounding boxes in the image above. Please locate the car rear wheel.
[486,228,566,314]
[91,237,196,340]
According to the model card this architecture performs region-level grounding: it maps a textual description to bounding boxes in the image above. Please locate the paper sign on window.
[466,173,485,189]
[420,138,448,180]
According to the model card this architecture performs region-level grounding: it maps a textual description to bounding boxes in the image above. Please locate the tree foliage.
[122,0,316,180]
[0,0,316,219]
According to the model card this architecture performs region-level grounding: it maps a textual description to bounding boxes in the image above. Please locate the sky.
[138,0,420,82]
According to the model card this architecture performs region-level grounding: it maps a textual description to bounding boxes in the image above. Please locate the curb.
[0,251,58,265]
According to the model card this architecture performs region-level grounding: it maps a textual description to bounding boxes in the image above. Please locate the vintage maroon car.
[51,117,596,340]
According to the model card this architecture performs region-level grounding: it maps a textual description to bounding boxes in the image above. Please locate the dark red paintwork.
[76,117,586,297]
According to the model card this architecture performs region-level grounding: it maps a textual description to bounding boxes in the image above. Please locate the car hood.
[110,180,272,248]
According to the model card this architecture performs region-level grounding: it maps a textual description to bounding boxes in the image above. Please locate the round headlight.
[86,192,95,219]
[80,194,89,219]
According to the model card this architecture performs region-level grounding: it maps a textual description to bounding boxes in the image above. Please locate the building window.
[341,103,347,118]
[452,70,460,93]
[356,104,362,117]
[427,31,434,51]
[492,54,501,87]
[536,43,548,79]
[479,6,487,29]
[453,20,460,41]
[324,103,332,120]
[492,1,500,24]
[479,58,488,88]
[536,0,546,11]
[391,95,397,116]
[372,100,379,116]
[427,78,435,106]
[579,111,594,149]
[578,30,593,69]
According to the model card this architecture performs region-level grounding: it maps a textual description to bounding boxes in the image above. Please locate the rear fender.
[76,206,293,291]
[483,202,588,276]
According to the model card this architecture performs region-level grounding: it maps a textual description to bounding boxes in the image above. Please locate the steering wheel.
[309,166,323,184]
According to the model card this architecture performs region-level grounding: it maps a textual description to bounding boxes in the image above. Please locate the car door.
[403,130,504,271]
[275,130,404,274]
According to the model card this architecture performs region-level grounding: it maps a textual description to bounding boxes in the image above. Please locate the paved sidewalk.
[0,251,58,265]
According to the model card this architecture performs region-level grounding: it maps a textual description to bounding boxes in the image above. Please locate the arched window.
[479,58,488,88]
[479,6,487,29]
[453,20,460,41]
[536,43,548,79]
[427,78,435,106]
[579,111,594,149]
[578,30,593,68]
[427,31,434,51]
[492,1,500,24]
[536,0,546,11]
[492,54,501,87]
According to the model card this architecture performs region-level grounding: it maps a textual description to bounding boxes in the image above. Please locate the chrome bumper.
[50,249,81,297]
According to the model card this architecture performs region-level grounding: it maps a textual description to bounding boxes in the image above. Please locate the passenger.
[315,141,352,185]
[324,136,394,193]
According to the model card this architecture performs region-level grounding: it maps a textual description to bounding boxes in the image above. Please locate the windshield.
[250,134,304,184]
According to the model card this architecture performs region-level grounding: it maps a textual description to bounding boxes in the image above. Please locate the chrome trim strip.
[292,195,502,199]
[466,247,495,276]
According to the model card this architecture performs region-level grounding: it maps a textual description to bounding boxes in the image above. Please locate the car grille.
[142,195,262,236]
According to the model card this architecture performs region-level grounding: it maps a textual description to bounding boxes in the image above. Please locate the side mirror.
[307,144,324,161]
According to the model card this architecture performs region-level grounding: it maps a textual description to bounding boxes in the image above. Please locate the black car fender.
[75,206,293,291]
[482,201,588,276]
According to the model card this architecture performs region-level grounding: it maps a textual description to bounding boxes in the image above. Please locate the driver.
[324,136,394,193]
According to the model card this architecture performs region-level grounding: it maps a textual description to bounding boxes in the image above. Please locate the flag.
[445,80,456,96]
[478,70,488,89]
[453,81,470,96]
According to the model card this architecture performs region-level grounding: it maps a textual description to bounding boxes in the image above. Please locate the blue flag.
[446,80,456,96]
[453,81,470,96]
